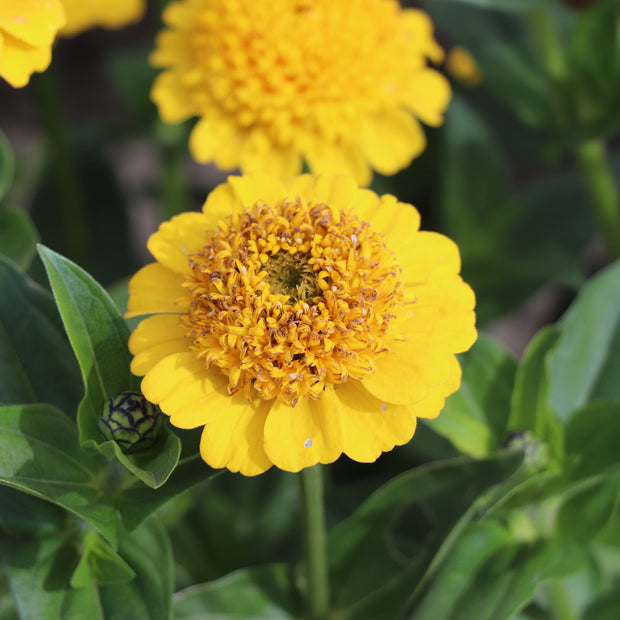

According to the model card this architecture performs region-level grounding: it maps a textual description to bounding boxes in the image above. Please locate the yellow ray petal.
[305,140,371,188]
[128,314,185,355]
[126,263,187,318]
[336,380,417,462]
[362,338,451,405]
[361,110,425,176]
[142,352,235,429]
[150,70,197,123]
[0,31,50,87]
[360,194,421,253]
[413,355,462,419]
[397,231,461,288]
[200,399,273,476]
[263,387,344,472]
[147,211,210,275]
[0,0,64,47]
[228,174,287,209]
[402,68,451,127]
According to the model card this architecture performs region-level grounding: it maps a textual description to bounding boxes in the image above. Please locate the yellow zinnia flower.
[126,174,476,475]
[60,0,146,37]
[150,1,451,186]
[0,0,65,87]
[445,46,483,87]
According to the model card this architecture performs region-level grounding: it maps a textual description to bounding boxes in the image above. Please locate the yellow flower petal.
[397,231,461,288]
[305,140,371,187]
[228,174,288,209]
[363,338,451,406]
[361,109,426,176]
[128,314,186,355]
[0,0,64,47]
[201,180,244,226]
[200,399,273,476]
[60,0,145,37]
[413,355,462,419]
[313,175,359,211]
[238,129,302,179]
[142,352,233,429]
[362,194,421,253]
[402,69,452,127]
[283,174,316,202]
[398,276,477,353]
[0,31,50,87]
[131,341,190,376]
[126,263,187,318]
[150,70,197,124]
[147,211,211,275]
[336,380,417,462]
[263,386,344,472]
[189,115,243,170]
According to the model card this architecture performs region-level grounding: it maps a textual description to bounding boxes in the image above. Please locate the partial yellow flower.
[446,46,483,87]
[59,0,146,37]
[0,0,65,87]
[150,1,451,186]
[126,174,476,475]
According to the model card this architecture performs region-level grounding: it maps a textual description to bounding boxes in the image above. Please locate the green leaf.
[173,565,298,620]
[565,402,620,480]
[117,452,211,531]
[0,255,82,415]
[37,245,182,488]
[0,403,117,544]
[5,537,103,620]
[5,517,173,620]
[328,451,523,618]
[70,530,136,588]
[37,244,137,440]
[547,261,620,421]
[99,517,174,620]
[0,207,39,271]
[428,334,516,456]
[566,0,620,126]
[509,326,564,459]
[556,476,620,542]
[0,130,14,201]
[0,487,67,536]
[409,531,585,620]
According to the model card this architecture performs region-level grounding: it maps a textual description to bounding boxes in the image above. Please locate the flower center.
[263,251,321,303]
[181,198,404,406]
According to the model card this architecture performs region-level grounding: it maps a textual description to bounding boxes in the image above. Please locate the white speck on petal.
[380,403,386,412]
[14,16,27,23]
[304,438,313,448]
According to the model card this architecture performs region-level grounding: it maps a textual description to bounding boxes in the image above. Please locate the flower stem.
[574,140,620,259]
[527,9,567,82]
[34,67,90,268]
[299,465,330,620]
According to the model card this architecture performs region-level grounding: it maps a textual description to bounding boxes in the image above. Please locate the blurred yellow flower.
[60,0,146,37]
[150,1,451,186]
[0,0,65,87]
[446,46,482,87]
[126,174,476,475]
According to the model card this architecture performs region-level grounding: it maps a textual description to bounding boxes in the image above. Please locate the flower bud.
[98,392,162,453]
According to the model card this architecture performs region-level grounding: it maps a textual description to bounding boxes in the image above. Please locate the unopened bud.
[98,392,162,453]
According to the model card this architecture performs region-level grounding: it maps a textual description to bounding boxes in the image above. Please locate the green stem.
[161,145,190,220]
[34,68,90,268]
[527,9,567,82]
[299,465,330,620]
[548,580,579,620]
[574,140,620,259]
